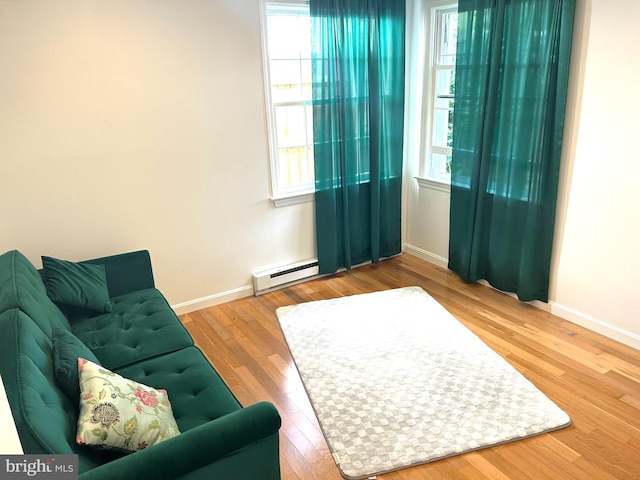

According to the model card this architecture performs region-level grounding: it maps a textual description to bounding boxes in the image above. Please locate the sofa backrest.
[0,308,120,473]
[0,250,72,338]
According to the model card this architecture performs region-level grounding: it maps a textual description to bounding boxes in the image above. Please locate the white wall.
[1,0,637,349]
[0,0,316,311]
[550,0,640,346]
[405,0,640,349]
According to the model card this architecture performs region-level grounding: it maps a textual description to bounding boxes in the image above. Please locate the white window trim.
[271,191,315,207]
[416,176,451,193]
[260,0,315,207]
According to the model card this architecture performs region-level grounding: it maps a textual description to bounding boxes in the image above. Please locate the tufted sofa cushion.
[115,347,241,432]
[0,250,71,338]
[0,309,123,474]
[70,289,194,370]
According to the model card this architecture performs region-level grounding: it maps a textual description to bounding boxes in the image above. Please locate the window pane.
[274,103,314,188]
[266,10,310,59]
[306,104,313,141]
[433,109,450,148]
[270,60,304,103]
[431,108,454,148]
[267,7,312,104]
[434,66,454,149]
[428,153,452,181]
[275,104,310,148]
[439,12,458,65]
[435,68,455,108]
[278,146,314,187]
[300,59,312,99]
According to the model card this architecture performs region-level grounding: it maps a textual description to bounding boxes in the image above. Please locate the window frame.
[420,3,458,188]
[260,0,315,206]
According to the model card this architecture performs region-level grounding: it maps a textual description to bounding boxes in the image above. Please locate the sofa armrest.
[78,401,282,480]
[82,250,155,298]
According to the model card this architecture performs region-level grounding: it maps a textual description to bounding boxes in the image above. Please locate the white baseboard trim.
[171,249,640,351]
[404,245,639,351]
[171,285,254,316]
[477,280,640,351]
[535,300,640,351]
[404,244,448,269]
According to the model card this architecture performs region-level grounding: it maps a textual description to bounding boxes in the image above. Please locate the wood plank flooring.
[179,253,640,480]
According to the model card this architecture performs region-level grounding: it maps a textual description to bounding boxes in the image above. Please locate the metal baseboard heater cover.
[253,259,319,295]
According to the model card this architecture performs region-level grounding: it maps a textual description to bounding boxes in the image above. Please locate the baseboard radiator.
[252,259,320,296]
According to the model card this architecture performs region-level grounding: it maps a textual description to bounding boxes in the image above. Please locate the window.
[261,1,314,203]
[424,6,457,183]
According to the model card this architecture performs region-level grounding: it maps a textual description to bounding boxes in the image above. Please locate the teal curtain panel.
[311,0,405,274]
[449,0,575,302]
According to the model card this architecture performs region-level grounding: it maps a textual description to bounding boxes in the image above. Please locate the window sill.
[271,191,315,207]
[415,176,451,193]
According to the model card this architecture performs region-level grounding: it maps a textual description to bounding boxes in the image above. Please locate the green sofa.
[0,249,281,479]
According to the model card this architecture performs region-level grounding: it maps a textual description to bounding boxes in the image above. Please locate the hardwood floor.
[179,253,640,480]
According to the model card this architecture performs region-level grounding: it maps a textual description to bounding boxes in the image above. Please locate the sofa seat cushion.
[115,347,241,432]
[71,289,193,370]
[0,250,71,338]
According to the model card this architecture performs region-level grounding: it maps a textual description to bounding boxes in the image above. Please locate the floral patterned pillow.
[76,358,181,452]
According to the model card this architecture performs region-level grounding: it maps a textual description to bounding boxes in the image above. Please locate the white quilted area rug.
[276,286,571,479]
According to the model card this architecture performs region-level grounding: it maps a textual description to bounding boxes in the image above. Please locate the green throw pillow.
[52,328,101,402]
[42,255,113,313]
[77,359,181,452]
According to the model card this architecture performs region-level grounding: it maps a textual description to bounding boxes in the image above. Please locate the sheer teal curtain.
[449,0,575,302]
[311,0,405,274]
